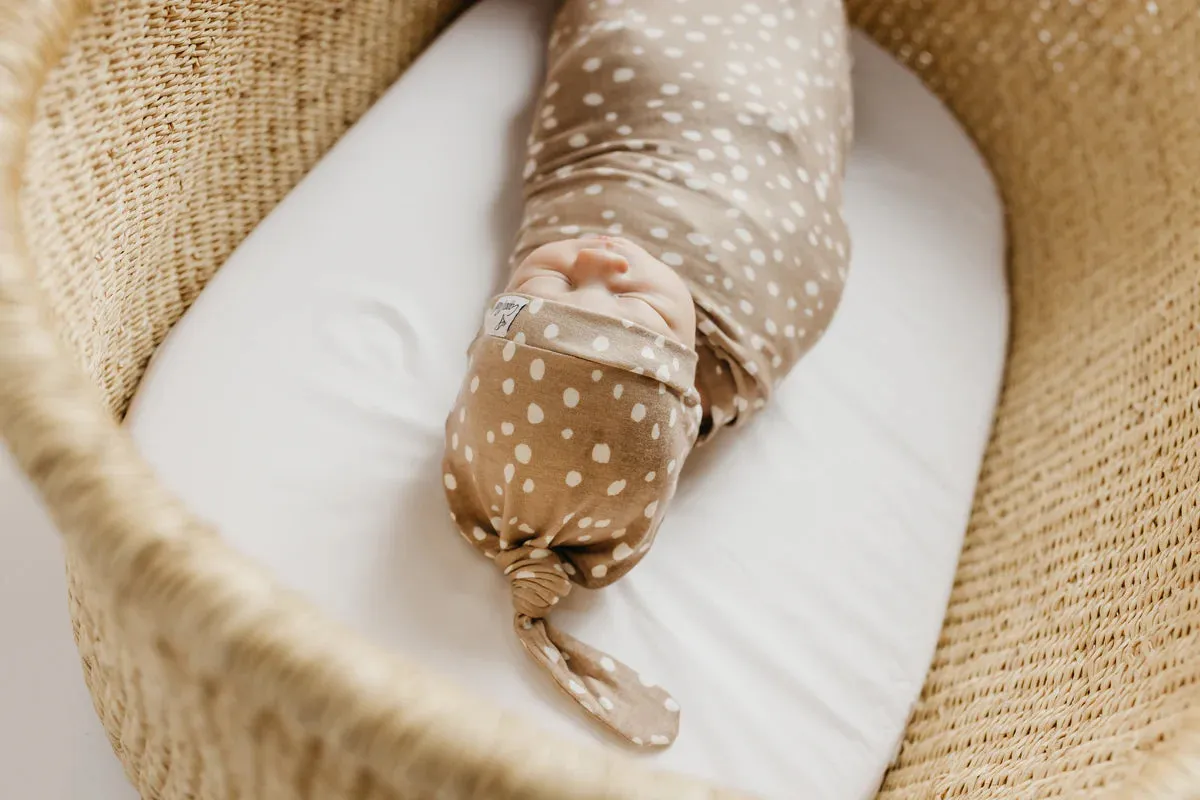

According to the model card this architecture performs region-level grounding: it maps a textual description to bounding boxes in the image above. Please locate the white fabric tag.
[484,295,530,337]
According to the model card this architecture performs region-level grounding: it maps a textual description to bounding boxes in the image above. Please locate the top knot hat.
[442,293,702,747]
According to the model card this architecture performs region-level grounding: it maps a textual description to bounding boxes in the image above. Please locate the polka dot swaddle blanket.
[443,0,852,747]
[444,295,702,746]
[513,0,852,441]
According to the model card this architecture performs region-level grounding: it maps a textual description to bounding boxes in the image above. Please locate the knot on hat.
[495,540,682,751]
[496,546,573,619]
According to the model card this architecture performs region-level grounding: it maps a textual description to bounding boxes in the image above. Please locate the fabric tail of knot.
[503,551,681,748]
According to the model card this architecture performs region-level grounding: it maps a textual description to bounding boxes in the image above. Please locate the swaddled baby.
[443,0,852,747]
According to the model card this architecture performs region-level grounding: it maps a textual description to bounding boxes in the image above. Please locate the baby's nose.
[573,246,630,281]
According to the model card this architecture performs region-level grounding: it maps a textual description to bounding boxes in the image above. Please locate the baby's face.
[507,236,696,349]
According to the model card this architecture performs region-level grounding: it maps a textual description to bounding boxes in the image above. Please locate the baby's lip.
[580,232,626,247]
[578,234,642,260]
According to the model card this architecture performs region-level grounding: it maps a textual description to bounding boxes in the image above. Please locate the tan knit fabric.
[512,0,853,440]
[442,0,852,745]
[444,295,700,746]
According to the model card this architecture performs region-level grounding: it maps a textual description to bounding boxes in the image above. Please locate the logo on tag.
[484,295,530,337]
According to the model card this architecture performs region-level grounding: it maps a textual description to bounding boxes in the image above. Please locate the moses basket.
[1,0,1197,797]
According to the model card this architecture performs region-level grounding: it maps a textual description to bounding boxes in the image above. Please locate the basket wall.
[1,0,1196,797]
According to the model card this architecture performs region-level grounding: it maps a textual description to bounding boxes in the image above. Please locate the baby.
[443,0,852,747]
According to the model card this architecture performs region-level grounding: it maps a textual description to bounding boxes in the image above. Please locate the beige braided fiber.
[848,2,1200,796]
[0,0,1196,797]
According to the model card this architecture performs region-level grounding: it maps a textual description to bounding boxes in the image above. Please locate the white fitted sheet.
[126,1,1008,797]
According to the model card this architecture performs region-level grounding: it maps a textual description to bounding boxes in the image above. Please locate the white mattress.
[125,2,1009,797]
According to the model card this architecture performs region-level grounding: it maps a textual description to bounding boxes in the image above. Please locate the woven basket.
[2,0,1197,797]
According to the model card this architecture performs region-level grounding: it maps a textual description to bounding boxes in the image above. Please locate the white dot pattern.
[513,0,852,444]
[448,0,855,751]
[443,294,699,749]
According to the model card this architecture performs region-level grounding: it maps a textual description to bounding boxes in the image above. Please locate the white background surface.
[0,448,138,799]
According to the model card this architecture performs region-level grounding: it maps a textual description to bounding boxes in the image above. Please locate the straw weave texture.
[1,0,1197,798]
